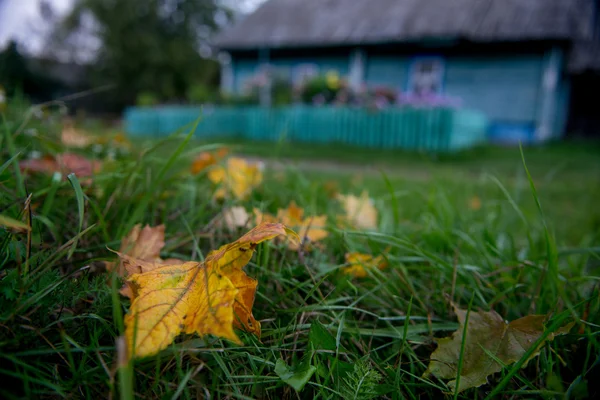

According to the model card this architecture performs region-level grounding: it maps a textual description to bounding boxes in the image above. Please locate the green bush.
[187,83,215,104]
[136,91,159,107]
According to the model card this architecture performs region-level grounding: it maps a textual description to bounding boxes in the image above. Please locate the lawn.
[1,109,599,399]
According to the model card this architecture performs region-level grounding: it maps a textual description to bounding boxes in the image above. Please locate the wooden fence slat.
[124,106,488,152]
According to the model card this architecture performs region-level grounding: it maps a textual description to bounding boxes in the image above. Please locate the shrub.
[136,91,159,107]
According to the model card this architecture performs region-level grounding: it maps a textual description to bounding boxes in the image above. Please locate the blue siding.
[365,56,410,89]
[444,55,544,123]
[233,59,257,92]
[230,51,567,139]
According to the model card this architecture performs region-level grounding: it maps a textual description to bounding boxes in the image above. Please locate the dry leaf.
[221,207,250,231]
[20,153,102,184]
[61,123,95,148]
[469,196,482,211]
[424,304,573,393]
[123,222,298,359]
[191,152,217,175]
[337,191,378,230]
[106,224,166,276]
[208,157,263,200]
[107,224,181,298]
[191,148,229,175]
[343,252,387,278]
[254,202,328,250]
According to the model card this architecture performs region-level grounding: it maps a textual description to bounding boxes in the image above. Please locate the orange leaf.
[191,152,217,175]
[275,202,328,250]
[122,222,297,359]
[208,157,263,200]
[343,252,387,278]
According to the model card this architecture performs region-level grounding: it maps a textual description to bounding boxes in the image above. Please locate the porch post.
[349,48,366,91]
[535,47,563,141]
[219,52,234,94]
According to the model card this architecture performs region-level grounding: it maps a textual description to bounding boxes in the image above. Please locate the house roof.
[214,0,593,50]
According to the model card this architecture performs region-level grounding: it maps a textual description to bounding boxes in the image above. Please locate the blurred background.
[0,0,599,146]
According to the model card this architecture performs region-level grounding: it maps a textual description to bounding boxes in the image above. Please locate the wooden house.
[214,0,600,142]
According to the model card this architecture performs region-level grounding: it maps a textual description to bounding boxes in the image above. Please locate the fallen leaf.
[424,304,574,393]
[20,153,102,179]
[191,148,229,175]
[208,157,263,200]
[58,153,102,177]
[221,207,250,231]
[107,224,166,276]
[337,191,378,230]
[191,152,216,175]
[255,202,328,250]
[61,122,95,148]
[469,196,482,211]
[122,222,298,358]
[107,224,181,298]
[343,252,387,278]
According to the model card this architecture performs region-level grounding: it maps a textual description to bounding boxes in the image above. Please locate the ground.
[1,113,599,399]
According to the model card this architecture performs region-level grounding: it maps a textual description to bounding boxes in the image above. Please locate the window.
[408,58,444,96]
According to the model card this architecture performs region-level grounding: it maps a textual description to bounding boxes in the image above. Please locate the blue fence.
[124,106,488,151]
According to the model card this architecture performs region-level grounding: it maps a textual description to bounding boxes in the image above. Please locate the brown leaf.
[424,304,574,393]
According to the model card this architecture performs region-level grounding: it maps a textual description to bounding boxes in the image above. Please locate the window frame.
[407,56,446,95]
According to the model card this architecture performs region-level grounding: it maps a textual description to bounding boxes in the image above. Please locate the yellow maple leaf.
[122,222,298,359]
[255,202,328,250]
[208,157,263,200]
[337,191,378,230]
[343,252,388,278]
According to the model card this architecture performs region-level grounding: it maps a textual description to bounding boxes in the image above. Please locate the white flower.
[29,150,42,160]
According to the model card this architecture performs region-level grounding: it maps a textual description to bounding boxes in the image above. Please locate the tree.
[49,0,232,109]
[0,40,59,101]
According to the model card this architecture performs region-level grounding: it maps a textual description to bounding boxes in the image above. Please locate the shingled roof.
[215,0,593,50]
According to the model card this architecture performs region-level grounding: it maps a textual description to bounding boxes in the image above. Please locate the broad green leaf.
[274,358,317,392]
[308,320,336,351]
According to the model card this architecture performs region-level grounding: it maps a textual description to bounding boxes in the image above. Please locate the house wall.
[233,55,349,92]
[229,46,568,139]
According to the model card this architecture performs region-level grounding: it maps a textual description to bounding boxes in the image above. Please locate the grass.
[1,104,599,399]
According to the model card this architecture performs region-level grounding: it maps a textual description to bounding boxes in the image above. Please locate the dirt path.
[242,155,434,181]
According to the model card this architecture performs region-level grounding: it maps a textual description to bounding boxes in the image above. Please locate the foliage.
[186,83,215,104]
[136,91,159,107]
[0,41,60,101]
[49,0,228,108]
[340,359,383,400]
[424,304,574,393]
[0,100,599,398]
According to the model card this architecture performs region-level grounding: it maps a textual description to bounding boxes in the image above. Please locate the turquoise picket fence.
[124,106,488,151]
